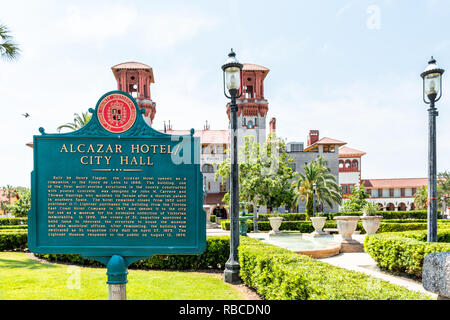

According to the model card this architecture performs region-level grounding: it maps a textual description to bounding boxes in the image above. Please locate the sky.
[1,0,450,188]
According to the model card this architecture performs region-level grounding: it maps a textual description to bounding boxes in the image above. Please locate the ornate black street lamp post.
[313,182,317,217]
[222,49,243,283]
[421,57,445,242]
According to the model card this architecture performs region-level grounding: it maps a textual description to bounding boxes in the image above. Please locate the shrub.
[327,210,442,220]
[0,218,28,225]
[258,213,306,221]
[0,225,28,230]
[376,223,428,233]
[210,215,216,223]
[380,210,442,220]
[362,202,380,216]
[37,236,230,270]
[326,212,362,219]
[0,228,28,251]
[220,220,323,233]
[220,219,439,234]
[364,229,450,278]
[239,237,431,300]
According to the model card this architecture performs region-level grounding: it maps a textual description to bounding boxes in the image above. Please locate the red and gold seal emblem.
[97,93,137,133]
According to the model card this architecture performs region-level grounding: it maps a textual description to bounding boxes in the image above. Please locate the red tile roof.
[243,64,269,72]
[111,62,153,70]
[243,64,270,79]
[315,137,347,145]
[362,178,428,189]
[339,146,366,158]
[111,62,155,83]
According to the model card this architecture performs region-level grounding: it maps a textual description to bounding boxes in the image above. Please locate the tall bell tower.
[111,62,157,126]
[226,63,270,146]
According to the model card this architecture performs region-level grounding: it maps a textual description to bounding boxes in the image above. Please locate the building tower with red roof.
[111,62,157,126]
[287,130,347,213]
[226,64,270,146]
[338,146,367,197]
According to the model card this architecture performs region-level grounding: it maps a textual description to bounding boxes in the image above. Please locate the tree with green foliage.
[57,111,91,132]
[215,134,297,212]
[8,188,30,217]
[341,182,369,212]
[0,23,20,61]
[413,185,428,210]
[293,156,342,217]
[1,185,17,206]
[414,178,448,211]
[438,171,450,213]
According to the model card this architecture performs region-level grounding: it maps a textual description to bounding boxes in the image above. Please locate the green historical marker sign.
[28,91,205,279]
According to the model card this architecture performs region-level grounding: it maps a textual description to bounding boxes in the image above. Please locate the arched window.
[247,120,254,129]
[339,160,344,169]
[202,164,214,173]
[345,160,351,169]
[352,160,358,170]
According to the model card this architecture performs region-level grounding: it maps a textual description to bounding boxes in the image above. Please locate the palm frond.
[0,24,20,61]
[57,111,91,132]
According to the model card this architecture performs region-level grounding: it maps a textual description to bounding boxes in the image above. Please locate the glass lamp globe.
[222,49,243,95]
[421,57,445,103]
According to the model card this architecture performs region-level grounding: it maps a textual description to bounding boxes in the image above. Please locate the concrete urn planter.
[333,216,360,240]
[268,217,284,236]
[360,216,383,235]
[310,216,327,236]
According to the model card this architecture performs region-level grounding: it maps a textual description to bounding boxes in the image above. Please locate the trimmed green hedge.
[239,237,431,300]
[37,236,230,270]
[0,225,28,230]
[0,228,28,251]
[257,213,307,221]
[326,212,362,219]
[220,219,449,234]
[379,210,442,220]
[327,210,442,220]
[364,229,450,278]
[0,218,28,225]
[221,220,318,233]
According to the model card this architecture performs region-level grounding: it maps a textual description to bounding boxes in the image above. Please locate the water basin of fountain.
[249,233,342,258]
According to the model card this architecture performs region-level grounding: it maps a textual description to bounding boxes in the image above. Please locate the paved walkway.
[318,252,437,298]
[206,227,438,299]
[206,229,230,236]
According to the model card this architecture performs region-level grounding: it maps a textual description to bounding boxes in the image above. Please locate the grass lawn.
[0,252,246,300]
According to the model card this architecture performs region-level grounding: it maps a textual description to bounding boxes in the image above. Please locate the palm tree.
[413,186,428,210]
[293,156,342,217]
[438,171,450,213]
[57,111,91,132]
[1,185,18,206]
[0,24,20,61]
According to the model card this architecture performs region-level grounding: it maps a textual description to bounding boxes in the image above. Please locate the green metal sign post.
[28,91,205,299]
